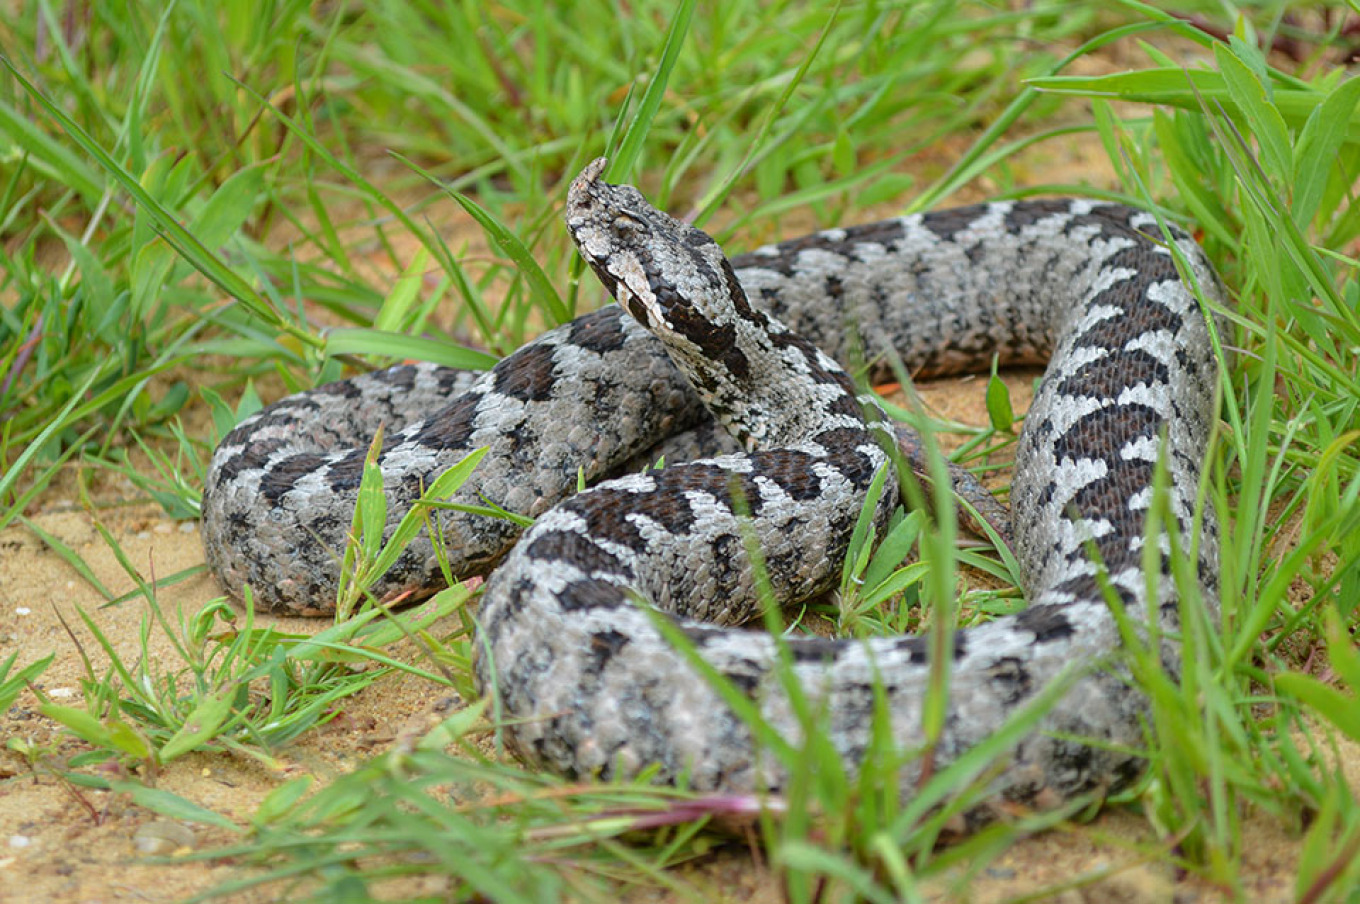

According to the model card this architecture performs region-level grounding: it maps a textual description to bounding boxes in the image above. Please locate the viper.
[203,158,1224,817]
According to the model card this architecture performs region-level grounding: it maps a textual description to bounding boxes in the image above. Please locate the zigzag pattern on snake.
[202,158,1224,817]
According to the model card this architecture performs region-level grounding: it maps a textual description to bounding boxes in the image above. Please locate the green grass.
[4,0,1360,901]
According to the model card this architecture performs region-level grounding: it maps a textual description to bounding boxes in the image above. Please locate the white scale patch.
[1148,276,1198,313]
[1121,433,1165,463]
[1116,382,1175,416]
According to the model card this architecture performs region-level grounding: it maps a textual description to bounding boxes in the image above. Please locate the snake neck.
[566,158,877,453]
[681,318,876,452]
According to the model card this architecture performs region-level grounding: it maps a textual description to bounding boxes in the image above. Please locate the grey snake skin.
[203,159,1224,817]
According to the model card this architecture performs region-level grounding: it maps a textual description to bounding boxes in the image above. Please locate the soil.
[2,123,1351,903]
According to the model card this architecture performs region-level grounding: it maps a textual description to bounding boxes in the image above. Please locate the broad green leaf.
[1274,673,1360,742]
[374,247,432,333]
[324,328,497,371]
[1226,34,1272,91]
[42,704,150,758]
[857,172,915,208]
[861,562,930,609]
[860,510,925,595]
[199,385,241,441]
[159,688,239,762]
[1030,70,1353,142]
[253,776,314,826]
[192,163,266,251]
[1214,43,1293,186]
[358,427,388,564]
[984,371,1013,433]
[49,221,115,312]
[111,782,242,831]
[1294,76,1360,227]
[131,197,178,323]
[0,96,103,201]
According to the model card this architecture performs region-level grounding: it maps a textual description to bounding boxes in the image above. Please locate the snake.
[202,158,1225,820]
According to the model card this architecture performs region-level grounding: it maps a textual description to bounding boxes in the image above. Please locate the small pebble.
[132,820,197,855]
[8,836,32,850]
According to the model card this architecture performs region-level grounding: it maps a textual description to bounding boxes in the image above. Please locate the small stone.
[1032,785,1065,811]
[7,836,32,850]
[132,820,197,855]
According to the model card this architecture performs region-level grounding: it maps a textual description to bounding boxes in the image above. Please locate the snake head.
[565,157,756,341]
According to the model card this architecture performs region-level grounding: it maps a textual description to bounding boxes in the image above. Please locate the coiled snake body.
[203,159,1224,816]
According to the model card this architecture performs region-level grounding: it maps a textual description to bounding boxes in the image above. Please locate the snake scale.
[203,158,1224,819]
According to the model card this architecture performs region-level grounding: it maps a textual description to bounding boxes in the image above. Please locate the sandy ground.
[1,119,1349,901]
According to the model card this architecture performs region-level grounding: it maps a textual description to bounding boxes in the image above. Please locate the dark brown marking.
[1014,604,1075,642]
[568,306,628,353]
[526,530,626,575]
[1051,404,1161,467]
[412,391,483,450]
[556,577,630,612]
[1056,349,1168,400]
[494,343,559,401]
